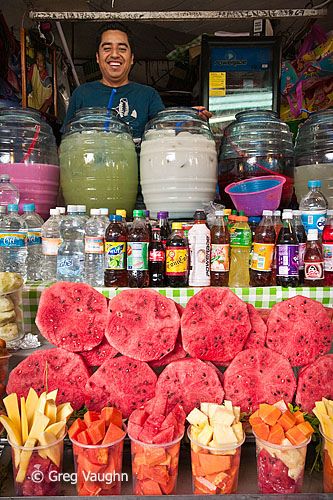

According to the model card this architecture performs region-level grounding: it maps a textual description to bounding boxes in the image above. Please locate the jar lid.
[23,204,35,211]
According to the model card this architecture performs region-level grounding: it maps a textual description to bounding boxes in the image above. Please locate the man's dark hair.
[95,22,134,53]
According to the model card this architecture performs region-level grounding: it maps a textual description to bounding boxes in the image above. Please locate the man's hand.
[193,106,213,121]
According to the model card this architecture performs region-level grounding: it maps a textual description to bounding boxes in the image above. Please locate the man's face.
[96,29,134,87]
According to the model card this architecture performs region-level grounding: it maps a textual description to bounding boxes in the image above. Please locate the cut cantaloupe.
[252,422,270,441]
[267,423,285,445]
[285,425,308,446]
[278,410,296,431]
[258,404,281,426]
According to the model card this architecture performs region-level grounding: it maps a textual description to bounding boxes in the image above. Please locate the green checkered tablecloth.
[22,283,333,334]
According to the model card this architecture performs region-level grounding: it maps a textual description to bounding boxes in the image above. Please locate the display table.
[22,284,333,334]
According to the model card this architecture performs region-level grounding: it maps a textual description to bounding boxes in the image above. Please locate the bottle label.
[42,237,62,256]
[127,242,148,271]
[276,244,299,276]
[301,210,326,234]
[211,244,229,272]
[0,232,26,248]
[230,227,252,247]
[105,242,126,270]
[298,242,306,269]
[250,243,275,271]
[323,243,333,271]
[57,255,84,278]
[166,247,188,275]
[149,249,165,262]
[27,229,42,246]
[85,236,104,255]
[305,261,324,280]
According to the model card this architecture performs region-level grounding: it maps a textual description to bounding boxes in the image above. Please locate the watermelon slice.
[266,296,333,366]
[36,282,108,352]
[105,289,180,361]
[154,358,224,414]
[243,304,267,350]
[181,288,251,363]
[296,354,333,413]
[84,355,157,418]
[80,338,118,368]
[6,348,90,409]
[223,347,296,413]
[149,334,187,369]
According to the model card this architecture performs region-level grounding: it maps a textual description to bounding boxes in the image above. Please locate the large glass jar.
[219,111,294,208]
[295,110,333,208]
[0,108,59,219]
[59,108,138,214]
[140,107,218,218]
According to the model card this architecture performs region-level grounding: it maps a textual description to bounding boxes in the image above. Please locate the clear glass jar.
[295,110,333,208]
[0,108,59,219]
[219,110,294,208]
[140,107,218,218]
[60,108,138,215]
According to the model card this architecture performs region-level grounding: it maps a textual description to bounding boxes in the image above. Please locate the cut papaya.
[84,447,108,465]
[101,407,122,428]
[267,423,285,445]
[141,464,169,485]
[198,452,232,475]
[258,404,281,426]
[249,410,260,426]
[252,422,270,441]
[296,421,314,438]
[68,418,87,441]
[294,410,305,424]
[102,422,125,445]
[76,430,93,445]
[87,419,106,445]
[286,426,308,445]
[278,410,296,431]
[83,411,100,427]
[77,452,107,474]
[141,479,162,495]
[160,472,177,494]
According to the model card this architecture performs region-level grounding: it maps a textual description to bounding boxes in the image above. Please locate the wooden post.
[52,48,58,118]
[20,27,27,108]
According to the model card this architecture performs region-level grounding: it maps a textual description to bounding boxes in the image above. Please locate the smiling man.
[62,22,165,139]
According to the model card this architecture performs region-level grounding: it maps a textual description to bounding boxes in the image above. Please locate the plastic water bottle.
[41,208,61,281]
[99,208,110,229]
[84,209,105,286]
[57,205,85,282]
[56,206,66,217]
[0,174,19,207]
[21,203,44,281]
[299,180,328,237]
[323,209,333,286]
[77,205,89,223]
[0,204,28,280]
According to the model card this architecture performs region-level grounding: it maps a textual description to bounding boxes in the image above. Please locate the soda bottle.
[276,212,299,287]
[273,210,283,240]
[116,209,127,222]
[100,208,110,229]
[41,208,61,281]
[188,209,211,287]
[227,210,238,231]
[210,210,230,286]
[0,204,28,280]
[84,209,105,287]
[0,206,5,271]
[56,205,85,282]
[299,180,328,237]
[127,209,150,288]
[157,211,171,248]
[293,210,307,285]
[21,203,44,281]
[248,216,261,241]
[105,214,127,287]
[165,222,189,287]
[250,210,275,287]
[224,209,231,223]
[323,209,333,286]
[149,227,165,287]
[304,229,324,286]
[229,216,252,287]
[143,209,152,239]
[0,175,19,207]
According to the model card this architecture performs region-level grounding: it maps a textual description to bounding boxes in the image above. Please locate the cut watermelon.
[243,304,267,350]
[295,354,333,413]
[35,282,107,352]
[6,347,90,409]
[149,334,187,369]
[106,289,180,361]
[266,296,333,366]
[154,358,224,414]
[80,338,118,368]
[223,347,296,413]
[181,288,251,363]
[84,355,157,418]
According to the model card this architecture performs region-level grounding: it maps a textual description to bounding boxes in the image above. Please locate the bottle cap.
[67,205,77,213]
[238,216,248,222]
[273,210,281,216]
[292,210,301,216]
[7,204,18,212]
[282,212,293,220]
[144,210,150,217]
[0,174,10,181]
[50,208,60,215]
[157,211,169,219]
[77,205,87,213]
[327,209,333,216]
[172,222,183,230]
[90,208,100,216]
[224,209,231,216]
[238,210,245,216]
[232,210,237,215]
[0,206,6,214]
[262,210,273,216]
[248,216,261,223]
[56,207,66,214]
[307,228,318,240]
[193,209,206,221]
[215,210,224,216]
[308,180,321,188]
[99,208,109,215]
[116,209,126,218]
[109,214,122,222]
[23,203,35,212]
[133,209,144,218]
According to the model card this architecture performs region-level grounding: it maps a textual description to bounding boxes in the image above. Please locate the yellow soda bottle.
[229,215,252,287]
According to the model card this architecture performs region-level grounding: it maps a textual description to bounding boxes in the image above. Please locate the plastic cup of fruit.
[9,431,66,496]
[70,427,126,496]
[187,425,245,495]
[0,353,11,397]
[128,431,184,495]
[320,426,333,493]
[254,432,311,494]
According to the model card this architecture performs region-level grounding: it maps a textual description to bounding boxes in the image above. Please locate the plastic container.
[295,109,333,208]
[9,431,65,496]
[225,176,286,216]
[60,108,138,215]
[254,433,310,494]
[0,174,19,206]
[140,107,218,218]
[0,272,24,347]
[0,108,59,219]
[187,425,244,495]
[70,429,126,496]
[129,431,183,495]
[320,426,333,493]
[219,110,294,208]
